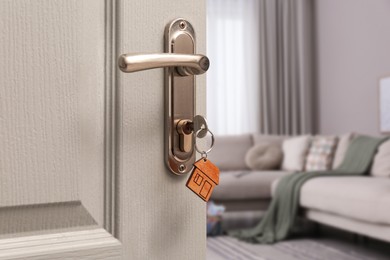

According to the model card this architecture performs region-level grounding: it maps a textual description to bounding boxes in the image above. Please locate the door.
[0,0,206,259]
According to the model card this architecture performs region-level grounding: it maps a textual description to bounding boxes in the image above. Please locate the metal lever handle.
[118,53,210,76]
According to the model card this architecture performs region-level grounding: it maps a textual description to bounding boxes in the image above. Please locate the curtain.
[207,0,261,135]
[207,0,314,136]
[258,0,314,135]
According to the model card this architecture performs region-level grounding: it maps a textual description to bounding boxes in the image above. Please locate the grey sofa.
[209,133,390,243]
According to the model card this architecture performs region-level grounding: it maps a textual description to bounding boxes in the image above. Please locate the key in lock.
[176,115,209,153]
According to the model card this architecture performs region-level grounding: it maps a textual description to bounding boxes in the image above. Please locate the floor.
[207,236,390,260]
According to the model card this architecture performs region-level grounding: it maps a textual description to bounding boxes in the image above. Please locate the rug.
[207,236,389,260]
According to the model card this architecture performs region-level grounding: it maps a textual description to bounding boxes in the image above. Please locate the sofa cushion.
[281,135,312,171]
[208,134,253,171]
[305,136,338,171]
[300,177,390,225]
[371,139,390,177]
[332,133,355,169]
[252,134,287,145]
[211,170,293,200]
[245,142,283,170]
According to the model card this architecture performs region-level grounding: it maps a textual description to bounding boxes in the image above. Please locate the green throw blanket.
[230,135,388,244]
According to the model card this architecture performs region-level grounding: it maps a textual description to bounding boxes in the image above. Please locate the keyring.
[194,128,215,159]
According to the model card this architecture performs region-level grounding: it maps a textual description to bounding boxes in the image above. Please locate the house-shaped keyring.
[186,159,219,202]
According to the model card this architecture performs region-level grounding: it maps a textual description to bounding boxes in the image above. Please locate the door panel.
[117,1,206,259]
[0,0,206,258]
[0,0,120,257]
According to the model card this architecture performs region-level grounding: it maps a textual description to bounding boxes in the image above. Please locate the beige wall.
[315,0,390,136]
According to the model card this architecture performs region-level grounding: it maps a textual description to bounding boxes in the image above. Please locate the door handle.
[118,18,209,175]
[118,53,209,76]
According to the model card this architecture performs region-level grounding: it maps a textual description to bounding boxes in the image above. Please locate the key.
[192,115,208,139]
[186,158,219,202]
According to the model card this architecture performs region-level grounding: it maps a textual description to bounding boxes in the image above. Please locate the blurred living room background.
[205,0,390,259]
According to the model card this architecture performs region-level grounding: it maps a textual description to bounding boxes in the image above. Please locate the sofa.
[208,133,390,243]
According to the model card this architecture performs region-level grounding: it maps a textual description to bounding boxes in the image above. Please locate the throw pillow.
[245,142,283,170]
[371,139,390,177]
[281,135,312,171]
[332,132,355,169]
[305,136,338,171]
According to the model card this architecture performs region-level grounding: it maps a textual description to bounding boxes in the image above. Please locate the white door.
[0,0,206,259]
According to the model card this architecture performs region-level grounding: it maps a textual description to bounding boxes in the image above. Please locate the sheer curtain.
[207,0,261,135]
[207,0,314,136]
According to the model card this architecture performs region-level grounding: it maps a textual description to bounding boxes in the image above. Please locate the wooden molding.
[104,0,119,236]
[0,228,121,260]
[0,201,96,236]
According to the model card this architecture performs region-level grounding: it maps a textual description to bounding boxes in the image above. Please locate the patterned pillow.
[305,136,338,171]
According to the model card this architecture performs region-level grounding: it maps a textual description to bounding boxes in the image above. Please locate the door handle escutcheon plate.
[165,18,199,175]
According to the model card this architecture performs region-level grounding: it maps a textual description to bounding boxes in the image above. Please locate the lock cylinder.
[176,119,194,153]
